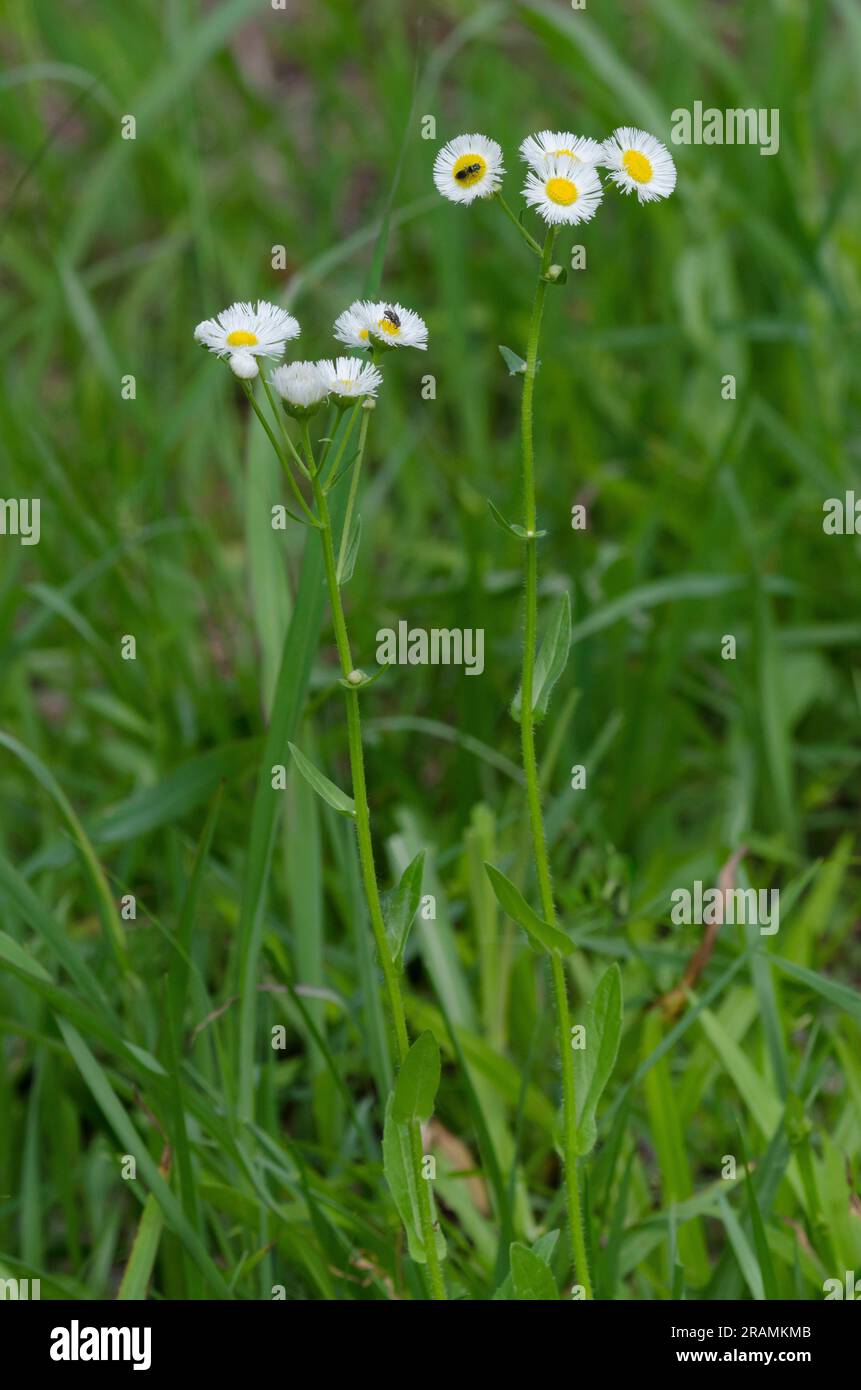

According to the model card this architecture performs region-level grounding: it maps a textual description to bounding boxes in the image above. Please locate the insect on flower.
[455,162,482,183]
[433,133,505,205]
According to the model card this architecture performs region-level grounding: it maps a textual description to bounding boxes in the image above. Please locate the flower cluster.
[193,298,427,408]
[433,125,677,224]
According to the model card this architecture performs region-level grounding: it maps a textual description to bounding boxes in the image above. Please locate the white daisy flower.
[229,352,259,380]
[433,133,504,205]
[601,127,677,204]
[367,301,428,351]
[333,300,379,350]
[519,131,604,171]
[193,300,300,361]
[270,360,329,417]
[317,356,382,402]
[522,155,604,226]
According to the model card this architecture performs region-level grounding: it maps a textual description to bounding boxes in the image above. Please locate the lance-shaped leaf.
[383,849,425,969]
[337,513,362,586]
[382,1095,446,1265]
[287,743,355,819]
[572,963,623,1156]
[511,591,571,724]
[392,1030,441,1124]
[484,863,574,956]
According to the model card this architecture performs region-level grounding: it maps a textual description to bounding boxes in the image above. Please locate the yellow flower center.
[226,329,258,347]
[623,149,653,183]
[377,317,400,336]
[546,176,578,206]
[452,153,487,187]
[359,328,370,340]
[553,147,577,158]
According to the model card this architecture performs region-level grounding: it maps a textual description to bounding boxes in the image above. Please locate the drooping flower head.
[433,133,505,205]
[317,356,382,403]
[602,128,677,204]
[519,131,604,171]
[270,360,329,418]
[194,301,300,371]
[228,352,259,380]
[522,155,604,226]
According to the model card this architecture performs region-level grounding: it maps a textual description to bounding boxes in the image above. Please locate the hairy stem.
[519,227,592,1298]
[494,191,543,255]
[336,407,371,582]
[301,423,447,1302]
[241,380,319,527]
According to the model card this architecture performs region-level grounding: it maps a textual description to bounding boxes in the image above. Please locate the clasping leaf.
[484,863,574,956]
[287,743,355,819]
[572,963,623,1156]
[511,591,571,724]
[383,849,425,969]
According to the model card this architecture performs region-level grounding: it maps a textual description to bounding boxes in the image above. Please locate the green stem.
[240,380,319,528]
[336,407,371,582]
[260,373,311,478]
[519,227,592,1298]
[320,401,361,490]
[301,424,447,1302]
[494,191,543,255]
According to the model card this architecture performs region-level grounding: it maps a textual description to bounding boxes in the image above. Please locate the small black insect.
[382,306,401,329]
[455,162,482,182]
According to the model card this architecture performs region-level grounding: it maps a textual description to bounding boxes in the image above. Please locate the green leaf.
[392,1030,441,1123]
[236,521,330,1126]
[487,498,546,540]
[288,742,355,819]
[383,849,425,968]
[117,1192,164,1300]
[0,729,129,974]
[57,1020,229,1297]
[337,513,362,585]
[498,344,527,375]
[771,954,861,1023]
[484,863,574,955]
[382,1095,446,1265]
[510,1241,559,1300]
[737,1124,779,1300]
[511,592,571,723]
[493,1230,560,1299]
[572,964,623,1156]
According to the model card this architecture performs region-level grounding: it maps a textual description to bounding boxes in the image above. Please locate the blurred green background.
[1,0,859,1300]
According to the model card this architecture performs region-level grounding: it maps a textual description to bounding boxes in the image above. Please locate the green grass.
[1,0,860,1300]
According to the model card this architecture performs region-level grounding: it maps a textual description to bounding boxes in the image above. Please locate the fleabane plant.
[193,295,447,1300]
[434,123,676,1296]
